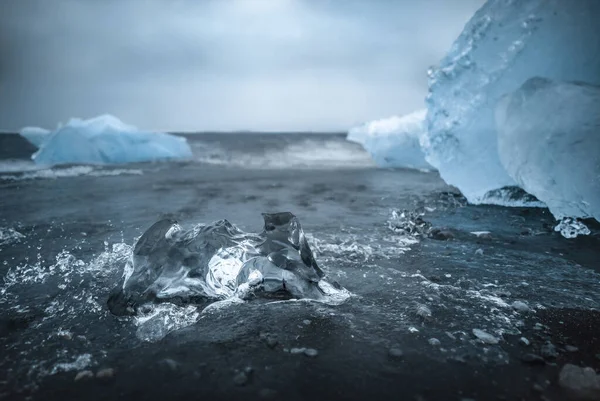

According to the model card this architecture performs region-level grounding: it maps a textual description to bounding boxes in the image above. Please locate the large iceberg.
[347,110,432,170]
[496,77,600,222]
[423,0,600,205]
[23,115,192,166]
[107,212,348,316]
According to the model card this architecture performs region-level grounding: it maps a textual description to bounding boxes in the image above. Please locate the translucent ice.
[19,126,51,148]
[347,110,432,170]
[496,77,600,224]
[554,218,591,240]
[107,212,347,315]
[28,115,192,166]
[424,0,600,204]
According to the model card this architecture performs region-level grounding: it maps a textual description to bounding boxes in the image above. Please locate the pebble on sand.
[96,368,115,380]
[430,228,454,240]
[74,370,94,381]
[388,347,404,359]
[233,372,249,386]
[159,358,179,372]
[233,367,253,386]
[428,338,441,346]
[520,353,545,365]
[259,388,278,399]
[511,301,531,313]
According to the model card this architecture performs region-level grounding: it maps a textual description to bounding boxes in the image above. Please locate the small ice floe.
[428,338,441,346]
[289,347,318,357]
[472,329,500,345]
[387,209,431,237]
[511,301,532,313]
[555,218,591,239]
[519,337,530,346]
[470,231,492,239]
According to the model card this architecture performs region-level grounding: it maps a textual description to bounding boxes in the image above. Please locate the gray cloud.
[0,0,483,132]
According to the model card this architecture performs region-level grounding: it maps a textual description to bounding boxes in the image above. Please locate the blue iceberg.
[347,110,432,170]
[23,115,192,166]
[423,0,600,205]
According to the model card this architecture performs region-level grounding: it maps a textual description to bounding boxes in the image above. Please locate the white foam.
[191,137,375,169]
[50,354,93,375]
[0,166,143,181]
[0,227,25,246]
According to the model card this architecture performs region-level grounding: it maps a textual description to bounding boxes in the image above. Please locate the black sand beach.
[1,134,599,401]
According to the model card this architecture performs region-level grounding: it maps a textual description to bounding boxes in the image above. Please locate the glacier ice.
[107,212,348,316]
[423,0,600,205]
[496,77,600,223]
[347,110,432,170]
[26,115,192,166]
[19,127,51,148]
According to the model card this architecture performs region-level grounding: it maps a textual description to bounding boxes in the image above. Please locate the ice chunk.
[424,0,600,204]
[554,218,592,239]
[472,328,500,344]
[19,127,51,148]
[496,77,600,225]
[347,110,432,170]
[29,115,192,166]
[107,212,348,316]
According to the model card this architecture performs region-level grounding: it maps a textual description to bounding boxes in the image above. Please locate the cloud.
[0,0,483,131]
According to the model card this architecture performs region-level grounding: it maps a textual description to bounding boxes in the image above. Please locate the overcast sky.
[0,0,483,132]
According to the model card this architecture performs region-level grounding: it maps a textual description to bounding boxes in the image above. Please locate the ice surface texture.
[423,0,600,204]
[108,212,345,316]
[496,77,600,222]
[23,115,192,166]
[347,110,432,170]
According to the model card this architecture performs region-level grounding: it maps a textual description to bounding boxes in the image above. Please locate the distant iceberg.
[423,0,600,205]
[347,110,432,170]
[496,77,600,222]
[22,115,192,166]
[19,127,51,148]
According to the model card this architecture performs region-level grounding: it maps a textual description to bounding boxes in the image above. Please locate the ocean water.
[0,133,599,401]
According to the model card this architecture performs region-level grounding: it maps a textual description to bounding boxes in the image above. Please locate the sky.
[0,0,483,132]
